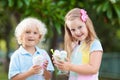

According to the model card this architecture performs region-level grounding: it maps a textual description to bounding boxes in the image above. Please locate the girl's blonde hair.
[64,8,98,58]
[15,17,47,44]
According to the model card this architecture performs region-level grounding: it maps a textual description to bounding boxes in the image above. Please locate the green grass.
[0,64,8,80]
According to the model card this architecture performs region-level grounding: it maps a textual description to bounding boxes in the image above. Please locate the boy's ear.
[39,35,41,39]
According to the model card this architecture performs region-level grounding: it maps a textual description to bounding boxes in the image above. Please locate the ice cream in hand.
[32,55,45,75]
[51,49,67,62]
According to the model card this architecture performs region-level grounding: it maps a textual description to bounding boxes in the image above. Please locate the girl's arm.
[56,51,103,75]
[69,51,103,74]
[11,65,41,80]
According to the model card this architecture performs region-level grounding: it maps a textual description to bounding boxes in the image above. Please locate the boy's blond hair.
[15,17,47,44]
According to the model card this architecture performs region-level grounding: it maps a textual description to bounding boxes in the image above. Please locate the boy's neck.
[22,45,36,54]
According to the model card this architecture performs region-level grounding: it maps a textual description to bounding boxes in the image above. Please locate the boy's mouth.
[28,39,34,41]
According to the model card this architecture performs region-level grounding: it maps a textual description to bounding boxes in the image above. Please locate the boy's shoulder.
[13,46,24,54]
[10,48,21,59]
[36,47,44,51]
[36,46,48,54]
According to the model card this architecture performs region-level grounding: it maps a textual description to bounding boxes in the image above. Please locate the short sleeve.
[8,52,20,79]
[90,39,103,53]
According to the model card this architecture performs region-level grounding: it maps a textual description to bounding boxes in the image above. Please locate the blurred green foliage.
[0,0,120,53]
[0,0,120,79]
[0,65,8,80]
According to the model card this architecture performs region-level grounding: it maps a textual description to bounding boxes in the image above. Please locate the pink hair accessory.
[80,9,88,22]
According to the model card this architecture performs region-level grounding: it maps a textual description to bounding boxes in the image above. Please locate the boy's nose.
[29,33,34,36]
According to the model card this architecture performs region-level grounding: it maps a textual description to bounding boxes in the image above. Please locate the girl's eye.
[78,26,82,29]
[71,29,75,32]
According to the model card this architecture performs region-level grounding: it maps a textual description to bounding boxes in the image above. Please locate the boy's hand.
[28,65,42,75]
[43,60,52,80]
[43,60,48,69]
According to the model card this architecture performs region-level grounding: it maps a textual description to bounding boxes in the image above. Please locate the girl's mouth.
[76,33,83,37]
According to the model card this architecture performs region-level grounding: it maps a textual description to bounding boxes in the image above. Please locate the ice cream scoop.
[52,49,68,75]
[53,50,67,62]
[60,50,67,61]
[32,55,45,75]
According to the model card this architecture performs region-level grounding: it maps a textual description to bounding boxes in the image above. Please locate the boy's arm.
[11,65,41,80]
[43,69,52,80]
[11,71,32,80]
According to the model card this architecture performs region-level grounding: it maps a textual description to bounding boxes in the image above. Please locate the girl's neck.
[72,40,79,49]
[22,45,36,54]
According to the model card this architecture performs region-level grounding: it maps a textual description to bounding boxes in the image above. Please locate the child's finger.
[65,58,69,62]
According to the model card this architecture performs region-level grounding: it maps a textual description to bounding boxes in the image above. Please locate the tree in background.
[0,0,120,77]
[88,0,120,52]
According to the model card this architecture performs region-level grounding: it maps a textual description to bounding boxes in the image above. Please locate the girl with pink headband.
[53,8,103,80]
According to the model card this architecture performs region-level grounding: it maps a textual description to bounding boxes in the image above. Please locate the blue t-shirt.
[8,46,54,80]
[69,39,103,80]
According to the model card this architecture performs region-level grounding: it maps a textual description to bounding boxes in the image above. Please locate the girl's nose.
[75,29,80,34]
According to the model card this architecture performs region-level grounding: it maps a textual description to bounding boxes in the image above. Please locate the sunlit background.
[0,0,120,80]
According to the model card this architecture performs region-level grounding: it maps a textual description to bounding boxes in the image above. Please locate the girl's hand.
[52,56,58,67]
[53,58,71,71]
[28,65,42,75]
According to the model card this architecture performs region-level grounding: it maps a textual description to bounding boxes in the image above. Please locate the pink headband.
[80,9,88,22]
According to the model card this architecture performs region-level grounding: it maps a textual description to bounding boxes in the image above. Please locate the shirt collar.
[19,46,40,55]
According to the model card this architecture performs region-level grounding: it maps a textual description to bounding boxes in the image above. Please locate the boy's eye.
[34,32,38,34]
[25,31,30,33]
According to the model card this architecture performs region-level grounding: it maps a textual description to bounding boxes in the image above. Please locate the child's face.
[21,27,41,47]
[67,18,88,41]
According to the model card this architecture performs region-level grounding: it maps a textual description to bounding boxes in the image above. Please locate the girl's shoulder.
[91,39,102,45]
[90,39,103,52]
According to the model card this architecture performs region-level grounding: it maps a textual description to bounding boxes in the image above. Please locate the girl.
[53,8,103,80]
[8,17,54,80]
